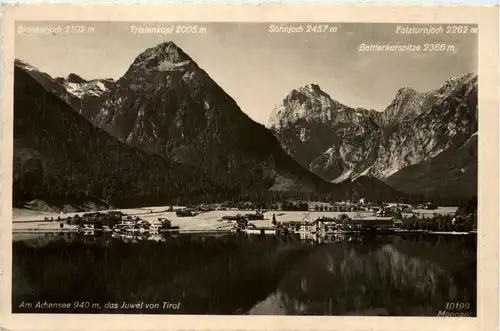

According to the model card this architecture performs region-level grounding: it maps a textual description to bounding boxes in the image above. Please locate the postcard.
[0,3,498,331]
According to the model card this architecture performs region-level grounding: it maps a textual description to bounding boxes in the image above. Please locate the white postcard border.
[1,3,498,331]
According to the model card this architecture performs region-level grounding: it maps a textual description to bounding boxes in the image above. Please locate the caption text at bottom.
[18,301,180,310]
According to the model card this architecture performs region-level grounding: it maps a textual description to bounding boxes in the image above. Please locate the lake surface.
[12,232,476,316]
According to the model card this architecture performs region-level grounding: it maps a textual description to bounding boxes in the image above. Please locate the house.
[149,219,162,233]
[123,219,135,226]
[361,217,394,230]
[299,219,315,233]
[299,218,334,233]
[342,218,364,230]
[375,208,401,217]
[282,221,301,232]
[342,217,394,231]
[317,217,338,232]
[393,219,404,229]
[83,224,95,230]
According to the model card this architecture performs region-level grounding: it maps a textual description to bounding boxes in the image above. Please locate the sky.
[15,22,477,124]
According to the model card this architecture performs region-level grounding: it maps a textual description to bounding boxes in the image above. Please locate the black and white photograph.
[11,20,479,317]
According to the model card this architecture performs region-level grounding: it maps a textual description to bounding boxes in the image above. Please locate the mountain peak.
[301,83,322,92]
[436,72,477,94]
[396,86,418,96]
[269,84,345,129]
[15,58,27,66]
[15,59,39,72]
[131,41,193,70]
[285,83,331,103]
[459,72,478,82]
[66,73,87,84]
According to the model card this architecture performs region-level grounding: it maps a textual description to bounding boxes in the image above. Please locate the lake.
[12,232,476,316]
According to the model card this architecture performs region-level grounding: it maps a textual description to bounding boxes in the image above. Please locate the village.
[15,198,477,238]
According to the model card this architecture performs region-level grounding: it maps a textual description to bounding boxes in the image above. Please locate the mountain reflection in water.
[250,235,476,316]
[12,232,476,316]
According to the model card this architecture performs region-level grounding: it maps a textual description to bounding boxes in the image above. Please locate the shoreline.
[11,206,474,238]
[12,228,476,236]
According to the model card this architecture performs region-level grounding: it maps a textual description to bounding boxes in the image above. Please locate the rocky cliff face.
[374,74,477,180]
[269,84,383,183]
[269,73,478,198]
[385,132,477,199]
[55,73,115,119]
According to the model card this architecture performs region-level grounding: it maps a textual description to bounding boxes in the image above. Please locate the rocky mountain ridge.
[15,59,115,120]
[269,73,478,198]
[15,43,408,203]
[57,73,115,119]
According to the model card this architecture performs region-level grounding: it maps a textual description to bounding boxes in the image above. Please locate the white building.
[123,219,135,226]
[149,219,162,233]
[299,219,332,233]
[299,220,315,233]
